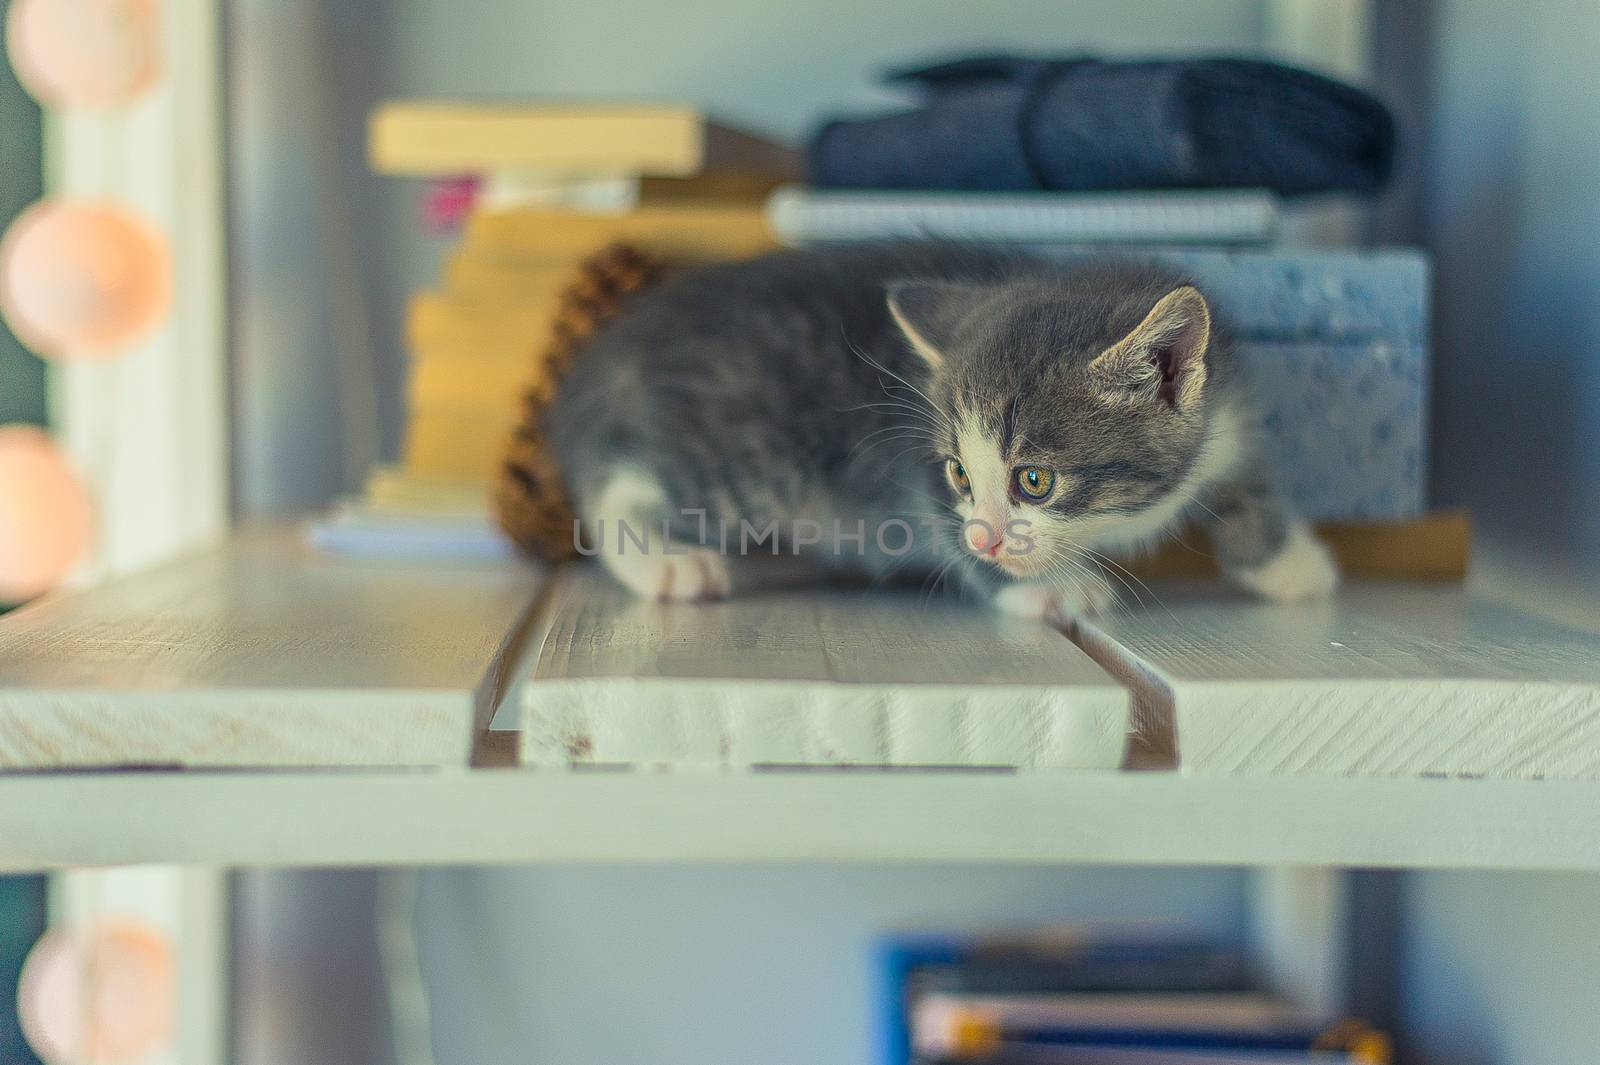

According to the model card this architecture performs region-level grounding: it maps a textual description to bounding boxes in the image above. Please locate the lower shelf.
[2,767,1598,872]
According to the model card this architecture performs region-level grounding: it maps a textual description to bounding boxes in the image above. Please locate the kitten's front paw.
[605,547,731,602]
[1229,523,1339,603]
[993,581,1116,623]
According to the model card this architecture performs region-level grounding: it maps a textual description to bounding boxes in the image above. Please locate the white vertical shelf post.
[1249,2,1369,1019]
[1264,0,1376,246]
[49,869,229,1065]
[45,0,230,581]
[42,0,233,1061]
[1247,868,1348,1019]
[1265,0,1374,82]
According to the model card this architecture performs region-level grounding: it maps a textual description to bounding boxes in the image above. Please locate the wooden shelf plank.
[1075,583,1600,779]
[0,538,543,769]
[3,768,1600,872]
[9,542,1600,871]
[516,569,1129,770]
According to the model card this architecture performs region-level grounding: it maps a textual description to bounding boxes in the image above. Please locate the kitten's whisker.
[919,553,964,605]
[849,440,939,470]
[1048,554,1122,611]
[839,399,941,423]
[875,442,943,469]
[847,405,945,434]
[1058,540,1178,622]
[1080,546,1162,600]
[1189,498,1233,530]
[1071,554,1147,611]
[870,538,952,593]
[1059,543,1151,605]
[843,330,952,431]
[1011,430,1044,453]
[849,426,935,450]
[845,425,938,461]
[1036,546,1119,601]
[875,390,955,440]
[1161,527,1214,558]
[1053,542,1142,604]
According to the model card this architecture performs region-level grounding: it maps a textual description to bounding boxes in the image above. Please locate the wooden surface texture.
[517,568,1130,769]
[0,539,541,768]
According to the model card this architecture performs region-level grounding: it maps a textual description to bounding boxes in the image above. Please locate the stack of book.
[878,929,1389,1065]
[362,101,793,502]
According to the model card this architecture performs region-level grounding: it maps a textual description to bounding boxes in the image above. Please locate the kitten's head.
[887,266,1223,580]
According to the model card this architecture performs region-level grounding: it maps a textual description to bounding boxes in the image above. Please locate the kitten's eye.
[1015,466,1055,500]
[946,458,971,494]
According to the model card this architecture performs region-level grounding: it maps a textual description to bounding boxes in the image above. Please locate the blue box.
[1046,247,1430,520]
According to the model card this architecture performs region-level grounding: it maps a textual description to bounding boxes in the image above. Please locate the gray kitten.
[544,244,1336,618]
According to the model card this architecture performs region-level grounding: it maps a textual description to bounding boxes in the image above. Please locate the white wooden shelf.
[2,767,1600,872]
[5,536,1600,874]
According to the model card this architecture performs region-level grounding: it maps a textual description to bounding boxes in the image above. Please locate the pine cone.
[495,243,666,560]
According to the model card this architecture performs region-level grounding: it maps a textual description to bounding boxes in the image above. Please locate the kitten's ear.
[886,282,964,369]
[1088,286,1211,409]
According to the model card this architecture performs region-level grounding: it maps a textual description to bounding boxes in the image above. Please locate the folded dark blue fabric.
[809,55,1396,196]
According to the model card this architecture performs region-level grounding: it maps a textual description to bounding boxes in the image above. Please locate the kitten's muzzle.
[966,524,1006,558]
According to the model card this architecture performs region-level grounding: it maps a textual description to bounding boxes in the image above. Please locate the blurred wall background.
[1422,0,1600,614]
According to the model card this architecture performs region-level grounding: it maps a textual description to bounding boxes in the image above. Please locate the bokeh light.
[17,921,175,1064]
[0,200,172,359]
[0,427,93,602]
[4,0,160,108]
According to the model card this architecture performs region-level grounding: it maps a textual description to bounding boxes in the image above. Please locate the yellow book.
[443,254,577,301]
[404,408,517,482]
[408,357,530,419]
[462,203,778,264]
[405,291,557,364]
[369,101,797,179]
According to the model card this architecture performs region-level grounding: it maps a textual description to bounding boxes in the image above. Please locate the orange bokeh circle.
[0,200,172,359]
[16,921,175,1065]
[4,0,160,109]
[0,427,93,602]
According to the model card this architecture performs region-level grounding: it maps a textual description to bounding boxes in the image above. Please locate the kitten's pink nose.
[968,524,1005,557]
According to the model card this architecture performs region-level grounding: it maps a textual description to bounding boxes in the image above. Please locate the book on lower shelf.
[877,928,1390,1065]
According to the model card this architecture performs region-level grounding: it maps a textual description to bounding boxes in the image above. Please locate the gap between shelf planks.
[1,517,1597,780]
